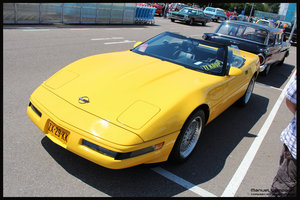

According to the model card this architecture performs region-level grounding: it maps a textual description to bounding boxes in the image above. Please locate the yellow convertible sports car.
[27,32,260,169]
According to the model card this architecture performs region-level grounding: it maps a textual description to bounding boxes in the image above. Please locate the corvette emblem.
[78,96,90,104]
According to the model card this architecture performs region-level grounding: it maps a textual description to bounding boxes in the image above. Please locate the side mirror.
[133,41,143,49]
[228,67,243,76]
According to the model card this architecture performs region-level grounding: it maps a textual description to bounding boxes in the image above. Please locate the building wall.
[285,3,296,23]
[278,3,289,16]
[278,3,296,23]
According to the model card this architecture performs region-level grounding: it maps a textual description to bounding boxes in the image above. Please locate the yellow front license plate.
[47,120,70,144]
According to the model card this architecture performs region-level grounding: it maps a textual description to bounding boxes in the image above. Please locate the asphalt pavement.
[3,17,297,197]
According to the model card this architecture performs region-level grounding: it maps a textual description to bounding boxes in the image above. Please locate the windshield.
[216,10,225,16]
[216,22,268,44]
[132,32,242,76]
[205,7,216,12]
[179,8,196,14]
[228,45,246,68]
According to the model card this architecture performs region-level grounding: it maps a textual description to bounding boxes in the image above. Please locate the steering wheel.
[201,58,216,64]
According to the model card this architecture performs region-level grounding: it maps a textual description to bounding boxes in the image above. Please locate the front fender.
[135,92,209,142]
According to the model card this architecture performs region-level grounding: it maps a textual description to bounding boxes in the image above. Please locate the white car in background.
[203,7,227,22]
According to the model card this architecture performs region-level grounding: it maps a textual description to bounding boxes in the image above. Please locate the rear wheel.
[169,109,205,162]
[202,21,206,26]
[171,19,175,22]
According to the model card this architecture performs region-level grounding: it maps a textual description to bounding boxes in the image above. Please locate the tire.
[171,19,175,22]
[202,21,206,26]
[169,109,205,162]
[238,76,255,106]
[190,18,195,25]
[278,51,288,66]
[261,64,270,76]
[185,18,194,25]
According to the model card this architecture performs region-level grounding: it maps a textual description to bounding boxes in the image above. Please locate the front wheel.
[261,64,270,76]
[169,109,205,162]
[278,51,288,66]
[238,76,255,106]
[187,18,194,25]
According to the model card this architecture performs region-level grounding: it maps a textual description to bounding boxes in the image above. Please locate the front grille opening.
[29,102,42,117]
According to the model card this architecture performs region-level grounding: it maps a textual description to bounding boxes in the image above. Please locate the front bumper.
[169,15,186,21]
[259,63,268,72]
[27,86,179,169]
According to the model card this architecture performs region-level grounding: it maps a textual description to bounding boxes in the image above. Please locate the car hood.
[43,50,213,138]
[170,11,185,16]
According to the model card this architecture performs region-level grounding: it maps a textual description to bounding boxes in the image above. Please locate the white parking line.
[104,40,136,45]
[128,28,145,30]
[104,28,121,31]
[152,167,217,197]
[91,37,124,41]
[256,83,283,91]
[221,71,296,197]
[69,28,90,31]
[22,29,50,31]
[18,27,33,29]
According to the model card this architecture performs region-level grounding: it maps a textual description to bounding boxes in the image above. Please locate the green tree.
[200,3,279,15]
[267,3,280,13]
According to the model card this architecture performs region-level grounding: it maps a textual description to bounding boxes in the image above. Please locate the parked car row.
[166,5,291,77]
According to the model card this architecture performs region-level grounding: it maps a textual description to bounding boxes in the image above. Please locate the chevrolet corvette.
[27,32,260,169]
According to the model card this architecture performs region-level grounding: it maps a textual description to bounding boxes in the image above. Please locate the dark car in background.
[277,22,297,44]
[203,21,290,76]
[168,7,212,25]
[284,26,297,43]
